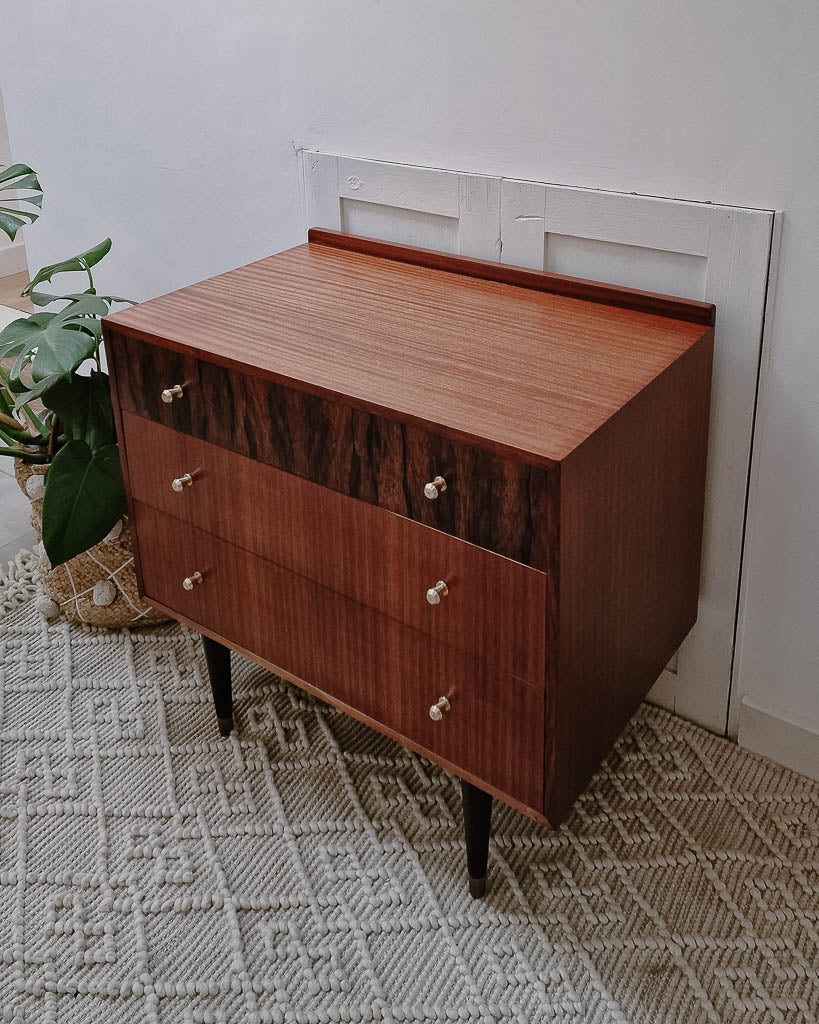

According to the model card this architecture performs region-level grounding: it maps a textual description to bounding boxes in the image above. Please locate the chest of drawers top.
[102,229,714,831]
[103,228,713,468]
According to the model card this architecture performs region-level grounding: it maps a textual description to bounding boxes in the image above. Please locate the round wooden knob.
[171,473,193,492]
[426,580,449,606]
[161,384,184,404]
[424,475,447,500]
[429,696,451,721]
[182,571,203,591]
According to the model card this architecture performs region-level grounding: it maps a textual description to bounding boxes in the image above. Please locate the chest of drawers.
[103,228,714,897]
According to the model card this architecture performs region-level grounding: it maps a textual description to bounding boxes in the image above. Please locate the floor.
[0,281,36,566]
[1,585,816,1022]
[0,270,34,312]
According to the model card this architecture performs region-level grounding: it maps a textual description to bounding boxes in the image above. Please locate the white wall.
[0,88,28,277]
[3,1,818,752]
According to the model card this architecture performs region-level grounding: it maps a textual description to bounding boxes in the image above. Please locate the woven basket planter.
[14,460,168,628]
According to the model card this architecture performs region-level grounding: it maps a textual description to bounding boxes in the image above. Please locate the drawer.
[106,329,553,571]
[133,502,544,810]
[123,411,546,684]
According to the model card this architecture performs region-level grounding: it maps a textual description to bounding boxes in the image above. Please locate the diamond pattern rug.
[0,596,817,1023]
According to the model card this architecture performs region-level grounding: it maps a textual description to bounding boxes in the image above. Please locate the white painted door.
[501,181,774,731]
[300,154,775,734]
[300,153,501,258]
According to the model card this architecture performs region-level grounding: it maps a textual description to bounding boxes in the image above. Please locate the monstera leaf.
[42,441,125,566]
[23,239,112,303]
[0,163,43,241]
[43,371,115,452]
[0,295,108,407]
[27,289,135,309]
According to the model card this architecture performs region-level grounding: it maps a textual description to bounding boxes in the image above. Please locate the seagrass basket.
[14,460,168,628]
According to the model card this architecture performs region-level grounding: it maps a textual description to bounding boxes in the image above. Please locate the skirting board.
[0,239,27,278]
[738,697,819,781]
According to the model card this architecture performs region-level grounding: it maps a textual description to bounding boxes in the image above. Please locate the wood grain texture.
[307,228,717,325]
[134,501,545,812]
[109,332,553,571]
[102,235,711,464]
[106,231,716,831]
[122,411,547,683]
[545,329,714,823]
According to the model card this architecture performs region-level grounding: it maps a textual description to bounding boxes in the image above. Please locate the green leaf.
[0,361,28,395]
[43,371,115,451]
[0,205,38,222]
[0,387,42,441]
[25,239,112,293]
[25,289,59,308]
[0,163,40,187]
[0,162,43,241]
[42,441,125,567]
[0,303,100,384]
[0,210,26,240]
[28,290,134,309]
[12,373,64,411]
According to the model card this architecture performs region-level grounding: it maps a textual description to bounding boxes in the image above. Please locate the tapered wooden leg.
[461,780,493,898]
[202,636,233,736]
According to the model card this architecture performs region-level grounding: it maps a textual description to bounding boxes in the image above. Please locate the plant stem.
[81,257,95,294]
[0,365,16,404]
[0,366,48,439]
[0,422,22,446]
[0,422,34,446]
[0,411,23,430]
[47,416,59,459]
[0,445,49,463]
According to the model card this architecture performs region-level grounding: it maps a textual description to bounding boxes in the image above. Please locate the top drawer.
[106,330,553,571]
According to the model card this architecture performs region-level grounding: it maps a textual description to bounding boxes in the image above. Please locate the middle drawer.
[123,411,547,685]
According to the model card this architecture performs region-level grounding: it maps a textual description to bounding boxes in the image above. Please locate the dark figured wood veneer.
[108,331,554,571]
[103,229,714,896]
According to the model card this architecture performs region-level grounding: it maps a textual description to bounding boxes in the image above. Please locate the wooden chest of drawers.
[103,229,714,897]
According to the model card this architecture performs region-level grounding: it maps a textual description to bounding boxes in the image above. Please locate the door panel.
[301,152,501,259]
[502,181,774,732]
[300,153,775,734]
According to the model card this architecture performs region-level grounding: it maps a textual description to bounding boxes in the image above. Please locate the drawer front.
[133,502,544,811]
[107,329,553,571]
[123,411,546,684]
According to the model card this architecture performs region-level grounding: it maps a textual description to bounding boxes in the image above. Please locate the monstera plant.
[0,163,131,566]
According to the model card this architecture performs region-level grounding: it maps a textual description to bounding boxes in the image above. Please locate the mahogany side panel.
[133,501,545,811]
[545,329,714,823]
[109,331,554,572]
[307,228,717,326]
[122,411,547,684]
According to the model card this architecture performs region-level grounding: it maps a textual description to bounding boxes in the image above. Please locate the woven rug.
[0,588,817,1023]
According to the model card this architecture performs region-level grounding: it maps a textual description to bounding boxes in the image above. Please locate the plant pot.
[13,459,169,628]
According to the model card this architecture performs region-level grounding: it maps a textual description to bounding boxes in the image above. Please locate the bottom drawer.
[134,501,544,811]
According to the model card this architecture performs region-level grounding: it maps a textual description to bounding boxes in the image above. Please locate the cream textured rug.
[0,583,817,1022]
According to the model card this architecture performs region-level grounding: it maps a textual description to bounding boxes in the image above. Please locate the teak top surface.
[105,233,710,463]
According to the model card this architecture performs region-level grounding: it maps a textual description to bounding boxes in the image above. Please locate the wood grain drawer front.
[108,330,553,571]
[133,502,544,810]
[123,412,546,685]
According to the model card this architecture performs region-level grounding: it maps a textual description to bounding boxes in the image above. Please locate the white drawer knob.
[426,580,449,605]
[182,571,203,591]
[429,696,451,721]
[424,475,447,500]
[161,384,184,404]
[171,473,193,492]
